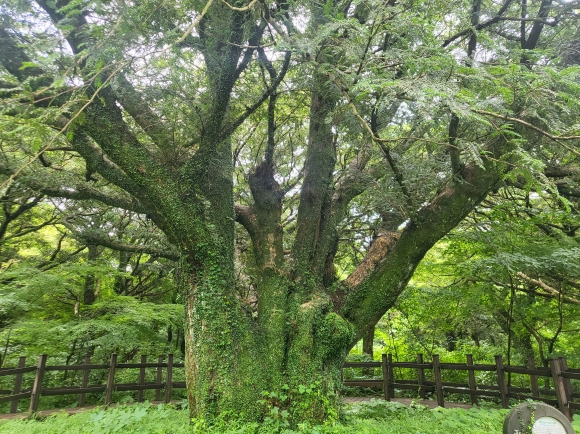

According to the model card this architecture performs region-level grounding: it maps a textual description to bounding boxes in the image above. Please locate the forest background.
[0,0,580,425]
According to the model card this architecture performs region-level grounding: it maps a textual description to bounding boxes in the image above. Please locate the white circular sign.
[532,416,567,434]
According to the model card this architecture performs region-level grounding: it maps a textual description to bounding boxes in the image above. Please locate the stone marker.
[503,402,574,434]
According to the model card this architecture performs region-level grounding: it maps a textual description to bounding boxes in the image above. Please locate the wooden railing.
[2,352,579,418]
[0,354,184,414]
[342,353,580,420]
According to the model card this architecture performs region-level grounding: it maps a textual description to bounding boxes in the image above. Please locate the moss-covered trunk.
[179,140,353,422]
[181,254,353,423]
[178,119,267,418]
[182,255,262,420]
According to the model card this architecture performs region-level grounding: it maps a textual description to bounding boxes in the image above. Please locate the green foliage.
[572,413,580,433]
[343,400,508,433]
[258,380,339,429]
[0,294,183,366]
[88,405,150,434]
[2,0,580,423]
[0,401,511,433]
[359,184,580,369]
[0,403,191,434]
[258,387,291,430]
[0,196,182,373]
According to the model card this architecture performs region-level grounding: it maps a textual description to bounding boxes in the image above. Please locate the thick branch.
[112,75,173,154]
[522,0,553,49]
[291,71,339,281]
[0,28,45,82]
[342,138,509,339]
[234,204,258,237]
[232,23,267,82]
[68,130,145,197]
[41,183,148,214]
[343,231,401,289]
[0,153,148,214]
[62,219,179,260]
[544,166,580,178]
[448,112,462,175]
[475,110,580,150]
[517,272,580,304]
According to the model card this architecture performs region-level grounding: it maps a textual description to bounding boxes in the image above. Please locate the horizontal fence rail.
[0,354,185,414]
[342,353,579,420]
[1,352,578,419]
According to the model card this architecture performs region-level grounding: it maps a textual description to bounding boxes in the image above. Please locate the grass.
[0,400,578,433]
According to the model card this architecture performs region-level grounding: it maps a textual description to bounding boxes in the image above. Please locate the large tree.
[1,0,579,423]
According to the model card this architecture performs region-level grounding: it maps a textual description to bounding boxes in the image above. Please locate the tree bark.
[362,328,375,376]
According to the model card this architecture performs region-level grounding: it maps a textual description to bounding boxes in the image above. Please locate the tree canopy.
[1,0,579,424]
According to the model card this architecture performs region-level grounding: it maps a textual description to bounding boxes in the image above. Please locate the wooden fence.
[1,353,579,418]
[0,354,185,414]
[343,353,580,420]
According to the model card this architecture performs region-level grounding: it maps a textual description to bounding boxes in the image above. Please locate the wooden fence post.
[155,356,163,401]
[78,355,91,407]
[417,354,426,399]
[432,354,445,407]
[550,358,572,420]
[527,355,540,399]
[104,353,117,405]
[137,355,146,402]
[559,358,573,410]
[165,354,173,404]
[10,356,26,413]
[29,354,47,412]
[387,353,394,398]
[382,353,390,401]
[495,355,509,408]
[466,354,478,406]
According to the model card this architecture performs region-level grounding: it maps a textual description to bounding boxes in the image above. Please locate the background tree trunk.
[362,328,375,376]
[83,244,100,306]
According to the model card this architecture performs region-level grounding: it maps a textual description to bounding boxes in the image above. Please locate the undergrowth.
[1,400,578,433]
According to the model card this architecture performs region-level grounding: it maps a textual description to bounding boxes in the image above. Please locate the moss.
[316,312,355,363]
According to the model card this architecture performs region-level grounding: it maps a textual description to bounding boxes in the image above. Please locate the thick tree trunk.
[182,259,262,420]
[179,128,267,419]
[181,260,352,422]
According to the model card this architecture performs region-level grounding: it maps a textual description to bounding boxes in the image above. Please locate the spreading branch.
[443,0,515,47]
[221,50,291,140]
[61,218,179,261]
[112,75,174,154]
[474,110,580,156]
[516,272,580,304]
